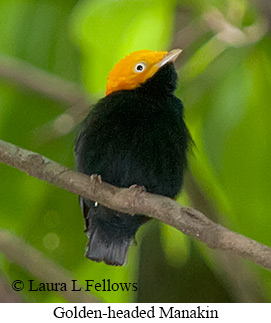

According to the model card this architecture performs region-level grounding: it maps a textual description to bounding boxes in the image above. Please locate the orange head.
[106,49,182,96]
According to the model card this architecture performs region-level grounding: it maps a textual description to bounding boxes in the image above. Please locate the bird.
[74,49,190,266]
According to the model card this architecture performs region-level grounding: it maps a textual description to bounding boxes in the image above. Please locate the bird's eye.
[134,62,146,73]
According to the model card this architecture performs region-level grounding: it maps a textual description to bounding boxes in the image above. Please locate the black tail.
[85,224,132,266]
[80,198,148,266]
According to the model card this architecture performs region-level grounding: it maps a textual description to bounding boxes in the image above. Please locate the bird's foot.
[128,184,146,194]
[90,174,102,184]
[128,185,146,210]
[89,174,102,196]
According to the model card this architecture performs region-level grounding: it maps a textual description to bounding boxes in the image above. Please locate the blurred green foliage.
[0,0,271,302]
[70,0,177,94]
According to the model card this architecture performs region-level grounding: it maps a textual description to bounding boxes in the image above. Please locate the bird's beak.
[155,48,183,69]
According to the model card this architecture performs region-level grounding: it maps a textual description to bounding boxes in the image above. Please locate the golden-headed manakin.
[75,49,190,266]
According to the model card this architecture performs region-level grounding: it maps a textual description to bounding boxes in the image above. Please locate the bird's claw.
[90,174,102,184]
[128,184,146,194]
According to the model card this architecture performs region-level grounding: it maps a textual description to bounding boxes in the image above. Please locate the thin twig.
[0,54,92,142]
[33,101,91,144]
[0,139,270,270]
[0,54,89,106]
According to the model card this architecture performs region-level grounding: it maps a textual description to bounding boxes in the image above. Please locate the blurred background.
[0,0,271,302]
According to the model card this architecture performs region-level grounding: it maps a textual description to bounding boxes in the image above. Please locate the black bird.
[75,49,190,266]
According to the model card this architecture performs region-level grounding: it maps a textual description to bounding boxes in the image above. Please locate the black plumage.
[74,63,190,266]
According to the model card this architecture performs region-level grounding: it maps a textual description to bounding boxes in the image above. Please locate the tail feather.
[81,198,148,266]
[86,226,131,266]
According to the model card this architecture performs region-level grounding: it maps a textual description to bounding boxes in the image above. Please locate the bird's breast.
[76,91,188,197]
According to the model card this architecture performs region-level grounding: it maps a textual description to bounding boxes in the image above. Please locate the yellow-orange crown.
[106,49,182,96]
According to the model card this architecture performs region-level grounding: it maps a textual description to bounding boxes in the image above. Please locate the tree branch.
[0,55,92,142]
[0,139,271,270]
[0,55,88,106]
[0,272,23,302]
[0,229,100,303]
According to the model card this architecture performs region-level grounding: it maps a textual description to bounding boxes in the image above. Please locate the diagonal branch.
[0,229,100,303]
[0,55,92,142]
[0,54,88,106]
[0,139,271,270]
